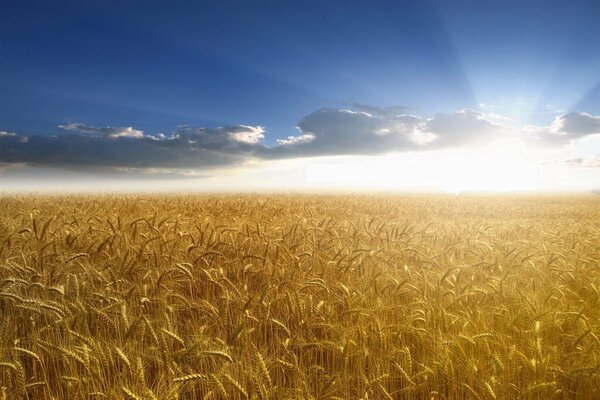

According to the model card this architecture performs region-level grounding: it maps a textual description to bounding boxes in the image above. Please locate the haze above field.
[1,0,599,192]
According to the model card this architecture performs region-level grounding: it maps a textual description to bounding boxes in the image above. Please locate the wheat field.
[0,194,599,399]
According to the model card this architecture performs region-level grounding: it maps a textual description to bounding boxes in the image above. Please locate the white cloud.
[0,130,28,142]
[59,123,145,138]
[228,125,265,144]
[277,133,315,145]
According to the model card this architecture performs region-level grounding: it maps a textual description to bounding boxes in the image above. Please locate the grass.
[0,194,599,399]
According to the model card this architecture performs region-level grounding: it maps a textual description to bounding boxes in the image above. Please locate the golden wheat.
[0,194,599,399]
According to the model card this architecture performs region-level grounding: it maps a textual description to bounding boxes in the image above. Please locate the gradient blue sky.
[1,0,599,191]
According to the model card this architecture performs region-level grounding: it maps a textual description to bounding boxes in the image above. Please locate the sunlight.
[436,149,538,193]
[305,143,539,193]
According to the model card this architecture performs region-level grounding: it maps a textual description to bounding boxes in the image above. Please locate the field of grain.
[0,194,599,399]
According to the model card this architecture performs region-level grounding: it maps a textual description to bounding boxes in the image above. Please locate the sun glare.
[306,143,539,193]
[436,149,538,193]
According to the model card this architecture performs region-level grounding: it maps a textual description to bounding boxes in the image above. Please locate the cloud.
[425,109,506,147]
[228,126,265,144]
[58,123,145,138]
[556,112,600,135]
[1,107,599,175]
[524,112,600,145]
[265,107,505,159]
[0,130,28,142]
[276,134,315,145]
[264,108,423,158]
[352,103,410,117]
[0,125,266,170]
[564,156,600,168]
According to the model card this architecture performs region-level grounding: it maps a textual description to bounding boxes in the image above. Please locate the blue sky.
[1,0,599,191]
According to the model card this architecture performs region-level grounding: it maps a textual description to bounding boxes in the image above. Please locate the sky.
[1,0,599,192]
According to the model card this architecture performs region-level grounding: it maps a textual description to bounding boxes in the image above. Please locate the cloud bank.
[264,108,506,159]
[0,125,266,170]
[1,108,599,174]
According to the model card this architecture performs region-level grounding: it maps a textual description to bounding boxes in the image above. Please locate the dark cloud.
[263,108,422,159]
[0,125,266,170]
[1,107,599,175]
[424,109,504,147]
[557,112,600,136]
[265,107,504,159]
[525,112,600,145]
